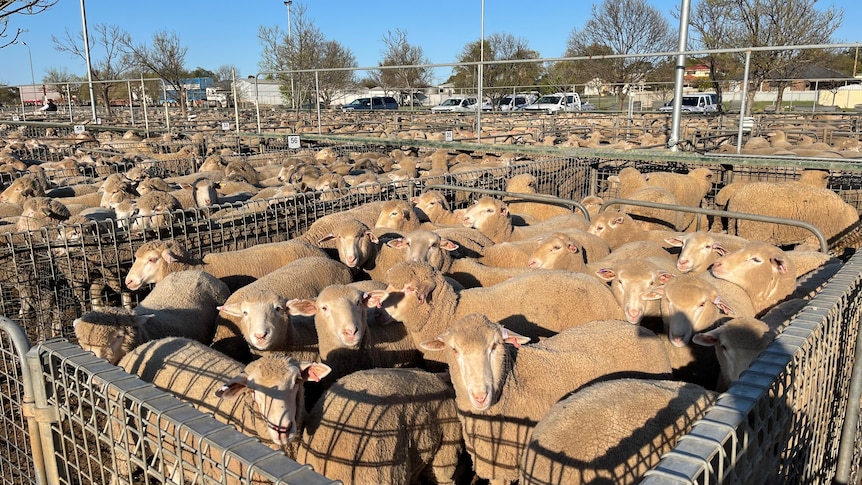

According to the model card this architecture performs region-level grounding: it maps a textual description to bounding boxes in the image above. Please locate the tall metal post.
[80,0,98,121]
[21,41,36,103]
[735,50,752,154]
[477,0,484,143]
[284,1,296,110]
[668,0,691,151]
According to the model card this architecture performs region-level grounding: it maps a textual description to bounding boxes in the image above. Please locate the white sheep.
[286,283,424,384]
[709,241,798,313]
[173,176,220,209]
[594,256,679,325]
[369,260,626,368]
[128,190,182,231]
[0,173,46,206]
[124,238,328,292]
[641,272,755,347]
[73,269,229,365]
[297,368,462,485]
[213,256,353,361]
[665,231,750,274]
[460,196,589,244]
[524,232,587,271]
[588,209,679,250]
[519,378,715,485]
[374,198,425,233]
[503,173,572,221]
[722,179,859,249]
[419,314,673,484]
[411,190,464,225]
[614,167,686,231]
[15,196,71,232]
[115,336,331,482]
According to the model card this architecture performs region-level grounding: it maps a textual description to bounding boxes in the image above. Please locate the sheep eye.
[242,310,249,316]
[751,257,763,263]
[451,347,459,355]
[552,245,562,251]
[320,305,328,312]
[148,257,159,263]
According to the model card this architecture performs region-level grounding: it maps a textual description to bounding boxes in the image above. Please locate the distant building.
[233,78,287,107]
[160,77,214,106]
[18,84,62,106]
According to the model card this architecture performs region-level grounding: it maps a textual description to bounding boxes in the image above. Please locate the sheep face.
[412,191,449,222]
[461,197,508,231]
[692,316,771,384]
[125,241,187,290]
[420,314,529,411]
[318,220,378,269]
[667,232,728,274]
[375,200,419,232]
[0,175,44,204]
[386,230,458,269]
[73,312,150,365]
[526,233,583,270]
[595,261,671,324]
[376,261,440,323]
[219,292,292,351]
[289,285,374,351]
[216,357,331,446]
[643,277,734,347]
[710,242,794,308]
[181,178,219,207]
[587,211,629,241]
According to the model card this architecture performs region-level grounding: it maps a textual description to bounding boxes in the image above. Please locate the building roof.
[768,64,857,81]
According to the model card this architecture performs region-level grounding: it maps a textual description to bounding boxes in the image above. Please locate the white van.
[659,93,719,113]
[520,92,583,114]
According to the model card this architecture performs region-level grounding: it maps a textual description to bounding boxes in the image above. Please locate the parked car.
[341,96,399,111]
[431,96,478,112]
[498,93,538,111]
[519,92,583,114]
[658,93,719,113]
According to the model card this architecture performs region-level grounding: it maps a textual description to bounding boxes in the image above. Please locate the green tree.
[690,0,843,115]
[449,33,543,104]
[566,0,675,109]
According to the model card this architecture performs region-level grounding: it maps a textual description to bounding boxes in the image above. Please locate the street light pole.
[80,0,98,121]
[20,41,36,112]
[284,1,296,110]
[477,0,484,142]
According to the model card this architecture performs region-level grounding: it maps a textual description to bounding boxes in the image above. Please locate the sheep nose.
[471,391,488,406]
[527,259,539,268]
[254,330,270,340]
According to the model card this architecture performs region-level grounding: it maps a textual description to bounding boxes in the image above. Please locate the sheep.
[419,314,673,485]
[223,159,260,185]
[369,260,626,368]
[286,283,424,384]
[709,241,798,313]
[115,337,331,482]
[460,196,589,244]
[524,232,587,271]
[445,257,535,288]
[721,179,859,249]
[587,209,679,251]
[665,231,750,274]
[614,167,686,231]
[0,173,46,205]
[519,378,715,485]
[585,240,675,272]
[296,200,390,249]
[213,256,353,362]
[15,196,71,232]
[124,238,328,292]
[411,190,463,225]
[644,167,715,208]
[128,190,182,231]
[172,176,220,209]
[503,173,572,221]
[297,368,462,485]
[73,270,229,365]
[594,256,679,325]
[641,272,756,347]
[374,198,424,233]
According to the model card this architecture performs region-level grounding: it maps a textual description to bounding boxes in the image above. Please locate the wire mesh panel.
[642,251,862,484]
[32,339,339,485]
[0,322,37,485]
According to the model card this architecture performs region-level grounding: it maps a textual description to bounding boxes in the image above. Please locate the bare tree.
[566,0,675,109]
[258,3,355,108]
[684,0,738,112]
[449,33,543,104]
[691,0,842,115]
[121,30,190,117]
[52,23,133,112]
[42,67,83,105]
[0,0,57,47]
[371,29,432,105]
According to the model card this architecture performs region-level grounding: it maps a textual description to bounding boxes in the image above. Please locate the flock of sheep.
[0,121,858,485]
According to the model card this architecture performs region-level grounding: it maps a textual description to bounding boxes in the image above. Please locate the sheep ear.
[452,208,466,218]
[300,362,332,382]
[162,248,181,264]
[439,239,459,252]
[386,238,408,250]
[365,230,379,244]
[410,280,434,304]
[770,256,789,274]
[713,295,735,315]
[365,290,389,308]
[692,326,726,347]
[656,271,675,285]
[712,243,729,256]
[641,287,665,301]
[500,205,510,217]
[419,337,447,352]
[215,374,248,398]
[500,327,530,348]
[217,303,242,317]
[318,233,336,244]
[566,242,579,253]
[179,183,193,191]
[595,267,617,281]
[286,298,318,316]
[612,216,626,226]
[665,236,684,248]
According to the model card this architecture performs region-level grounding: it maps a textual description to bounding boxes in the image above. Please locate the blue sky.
[1,0,859,87]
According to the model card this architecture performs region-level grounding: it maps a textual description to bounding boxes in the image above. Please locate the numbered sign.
[445,130,453,142]
[12,115,19,121]
[73,125,86,134]
[221,122,230,131]
[287,135,301,149]
[95,118,102,125]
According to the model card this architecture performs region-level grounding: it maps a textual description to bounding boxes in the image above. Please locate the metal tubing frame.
[424,183,590,221]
